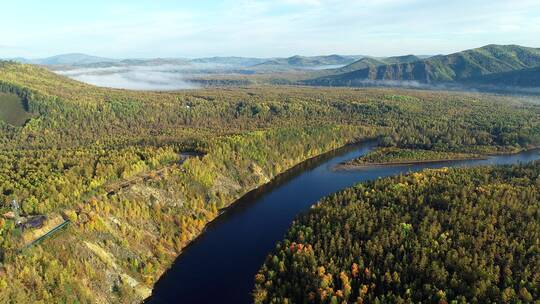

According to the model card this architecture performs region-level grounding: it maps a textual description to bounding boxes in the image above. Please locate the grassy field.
[0,92,31,126]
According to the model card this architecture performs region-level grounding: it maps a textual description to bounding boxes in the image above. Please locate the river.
[147,141,540,304]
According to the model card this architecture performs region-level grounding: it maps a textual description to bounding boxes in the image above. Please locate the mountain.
[333,55,422,73]
[332,57,387,73]
[8,54,191,68]
[11,54,268,67]
[29,53,118,66]
[468,66,540,88]
[10,53,363,71]
[191,56,268,67]
[118,58,190,65]
[306,45,540,86]
[253,54,362,70]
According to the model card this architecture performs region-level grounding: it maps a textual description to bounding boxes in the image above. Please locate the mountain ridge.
[18,53,118,65]
[330,54,423,74]
[251,54,363,70]
[9,53,364,69]
[305,44,540,87]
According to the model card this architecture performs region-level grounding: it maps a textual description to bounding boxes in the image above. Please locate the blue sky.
[2,0,540,58]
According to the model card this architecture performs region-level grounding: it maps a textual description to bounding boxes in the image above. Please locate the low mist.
[347,79,540,98]
[55,65,200,91]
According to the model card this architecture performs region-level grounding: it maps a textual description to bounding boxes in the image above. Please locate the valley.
[2,1,540,303]
[0,59,539,302]
[12,44,540,95]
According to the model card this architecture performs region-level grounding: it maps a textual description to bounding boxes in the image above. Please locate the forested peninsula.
[254,163,540,303]
[336,147,488,170]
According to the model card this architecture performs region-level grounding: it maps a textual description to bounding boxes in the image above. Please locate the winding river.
[147,141,540,304]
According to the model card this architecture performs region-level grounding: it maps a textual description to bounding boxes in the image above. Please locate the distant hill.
[191,57,268,67]
[119,58,188,65]
[253,55,362,70]
[333,55,422,73]
[15,55,193,68]
[28,53,118,66]
[10,53,364,72]
[10,54,266,68]
[86,58,191,68]
[332,57,386,73]
[305,45,540,86]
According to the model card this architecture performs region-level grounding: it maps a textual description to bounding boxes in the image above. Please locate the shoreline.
[334,156,489,170]
[334,146,540,171]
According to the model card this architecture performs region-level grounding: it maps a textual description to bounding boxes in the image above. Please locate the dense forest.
[254,163,540,303]
[1,61,540,302]
[341,148,483,168]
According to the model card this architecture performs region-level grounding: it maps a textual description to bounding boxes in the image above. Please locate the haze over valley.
[10,44,540,94]
[12,53,362,90]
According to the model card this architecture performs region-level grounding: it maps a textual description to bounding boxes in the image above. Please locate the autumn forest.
[0,60,540,303]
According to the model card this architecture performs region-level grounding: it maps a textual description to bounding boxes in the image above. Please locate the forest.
[1,61,540,302]
[341,147,483,168]
[254,163,540,303]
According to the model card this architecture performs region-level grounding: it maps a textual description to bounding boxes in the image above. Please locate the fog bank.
[55,65,199,91]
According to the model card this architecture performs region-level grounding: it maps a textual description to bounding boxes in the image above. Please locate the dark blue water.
[147,142,540,304]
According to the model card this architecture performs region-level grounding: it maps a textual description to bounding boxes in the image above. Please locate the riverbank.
[334,156,489,170]
[335,146,540,171]
[334,146,488,170]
